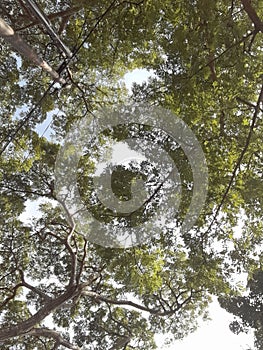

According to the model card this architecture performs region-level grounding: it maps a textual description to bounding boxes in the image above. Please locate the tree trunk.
[0,17,65,84]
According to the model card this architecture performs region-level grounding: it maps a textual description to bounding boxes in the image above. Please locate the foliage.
[0,0,263,349]
[219,270,263,350]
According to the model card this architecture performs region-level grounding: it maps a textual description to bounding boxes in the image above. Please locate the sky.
[156,298,254,350]
[122,68,154,92]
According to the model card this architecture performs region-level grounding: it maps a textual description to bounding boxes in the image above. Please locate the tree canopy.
[219,270,263,350]
[0,0,262,349]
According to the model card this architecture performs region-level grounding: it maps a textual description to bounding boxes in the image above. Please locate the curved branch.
[27,327,81,350]
[53,197,77,288]
[82,290,184,316]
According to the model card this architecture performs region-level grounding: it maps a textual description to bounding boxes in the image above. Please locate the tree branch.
[0,185,52,199]
[27,327,81,350]
[0,17,65,84]
[22,0,72,57]
[109,335,131,350]
[0,283,24,310]
[241,0,263,32]
[19,270,52,303]
[236,96,263,112]
[16,6,81,31]
[82,290,183,316]
[203,83,263,236]
[0,285,78,342]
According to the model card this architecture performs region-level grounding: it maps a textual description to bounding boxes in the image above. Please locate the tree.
[219,270,263,350]
[0,16,65,83]
[0,0,263,349]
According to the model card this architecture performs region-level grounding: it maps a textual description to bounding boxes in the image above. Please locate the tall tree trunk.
[0,17,65,84]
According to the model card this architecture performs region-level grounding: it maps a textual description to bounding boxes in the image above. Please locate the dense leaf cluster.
[0,0,262,349]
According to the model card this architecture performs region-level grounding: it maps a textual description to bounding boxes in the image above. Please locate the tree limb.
[236,96,263,112]
[22,0,72,57]
[27,327,81,350]
[19,270,52,303]
[203,83,263,236]
[0,283,24,310]
[53,197,77,288]
[82,290,183,316]
[0,285,78,342]
[109,335,131,350]
[0,17,65,84]
[16,6,81,31]
[241,0,263,32]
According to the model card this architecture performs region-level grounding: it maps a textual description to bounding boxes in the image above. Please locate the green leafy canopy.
[0,0,262,349]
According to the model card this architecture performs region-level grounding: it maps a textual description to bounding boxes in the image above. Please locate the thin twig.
[203,83,263,237]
